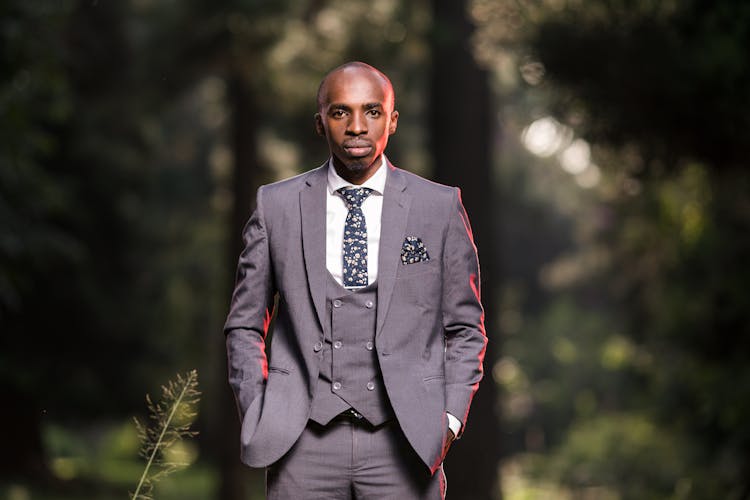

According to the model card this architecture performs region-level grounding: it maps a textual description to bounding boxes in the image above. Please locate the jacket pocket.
[396,259,439,279]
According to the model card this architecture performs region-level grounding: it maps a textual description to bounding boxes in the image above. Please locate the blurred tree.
[430,1,500,499]
[1,0,228,487]
[1,0,74,480]
[0,0,164,481]
[470,0,750,497]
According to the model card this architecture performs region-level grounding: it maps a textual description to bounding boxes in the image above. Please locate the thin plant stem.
[131,370,196,500]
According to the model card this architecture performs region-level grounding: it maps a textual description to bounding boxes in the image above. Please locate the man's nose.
[347,112,367,135]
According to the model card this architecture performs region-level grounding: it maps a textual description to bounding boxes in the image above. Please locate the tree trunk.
[215,70,269,500]
[0,384,49,481]
[430,1,501,499]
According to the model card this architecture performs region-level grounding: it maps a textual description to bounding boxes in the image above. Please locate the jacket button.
[365,341,373,351]
[313,341,323,352]
[366,381,375,391]
[333,299,343,308]
[333,340,342,349]
[333,382,342,391]
[365,300,374,309]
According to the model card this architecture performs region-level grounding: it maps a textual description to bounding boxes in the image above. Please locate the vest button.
[313,341,323,352]
[365,300,374,309]
[366,381,375,391]
[333,382,342,391]
[365,341,374,351]
[333,299,343,308]
[333,340,342,349]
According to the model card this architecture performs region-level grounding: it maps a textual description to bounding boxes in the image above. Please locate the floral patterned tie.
[338,187,374,288]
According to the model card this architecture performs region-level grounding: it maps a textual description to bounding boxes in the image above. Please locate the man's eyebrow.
[364,103,383,109]
[328,103,351,111]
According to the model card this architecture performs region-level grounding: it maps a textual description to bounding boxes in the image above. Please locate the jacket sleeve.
[224,186,276,418]
[442,188,487,435]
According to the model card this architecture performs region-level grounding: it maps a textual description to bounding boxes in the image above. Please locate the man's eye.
[331,110,346,118]
[367,110,381,117]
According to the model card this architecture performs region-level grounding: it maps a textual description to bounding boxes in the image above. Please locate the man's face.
[315,67,398,183]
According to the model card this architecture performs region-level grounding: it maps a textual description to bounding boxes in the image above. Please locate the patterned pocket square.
[401,236,430,265]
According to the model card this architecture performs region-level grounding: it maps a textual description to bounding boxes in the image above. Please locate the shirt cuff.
[446,412,462,437]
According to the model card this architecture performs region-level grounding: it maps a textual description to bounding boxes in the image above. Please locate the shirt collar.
[327,155,387,196]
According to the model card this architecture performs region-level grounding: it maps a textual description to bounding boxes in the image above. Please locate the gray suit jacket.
[225,161,486,474]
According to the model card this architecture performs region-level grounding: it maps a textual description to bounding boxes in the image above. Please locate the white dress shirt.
[324,156,462,438]
[326,157,387,287]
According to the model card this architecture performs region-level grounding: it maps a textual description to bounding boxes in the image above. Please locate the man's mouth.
[343,142,373,157]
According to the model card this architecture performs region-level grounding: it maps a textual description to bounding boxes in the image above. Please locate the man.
[225,61,486,499]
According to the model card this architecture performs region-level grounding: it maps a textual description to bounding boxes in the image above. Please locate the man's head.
[315,62,399,184]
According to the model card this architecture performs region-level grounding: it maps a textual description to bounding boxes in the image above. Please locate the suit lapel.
[300,165,328,334]
[376,163,411,340]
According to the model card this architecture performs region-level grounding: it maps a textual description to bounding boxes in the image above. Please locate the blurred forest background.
[2,0,749,499]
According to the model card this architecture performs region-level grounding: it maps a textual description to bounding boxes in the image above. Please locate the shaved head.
[314,61,399,184]
[317,61,395,112]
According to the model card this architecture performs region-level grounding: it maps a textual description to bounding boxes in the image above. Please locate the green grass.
[1,420,218,500]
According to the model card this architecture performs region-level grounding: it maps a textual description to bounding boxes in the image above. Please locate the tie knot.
[338,187,373,209]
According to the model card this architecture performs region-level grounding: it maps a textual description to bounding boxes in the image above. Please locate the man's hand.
[442,426,456,460]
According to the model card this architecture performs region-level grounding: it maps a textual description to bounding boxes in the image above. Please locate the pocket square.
[401,236,430,265]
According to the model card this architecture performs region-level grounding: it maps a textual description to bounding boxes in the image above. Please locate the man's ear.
[314,113,325,136]
[388,110,399,135]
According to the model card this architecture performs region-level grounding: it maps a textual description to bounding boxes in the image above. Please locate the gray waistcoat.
[308,273,394,426]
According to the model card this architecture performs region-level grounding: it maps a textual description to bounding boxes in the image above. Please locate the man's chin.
[339,157,376,173]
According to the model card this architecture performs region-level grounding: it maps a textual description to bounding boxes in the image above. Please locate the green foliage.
[2,2,229,482]
[474,0,750,497]
[132,370,201,500]
[542,414,692,500]
[2,0,191,419]
[0,0,76,314]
